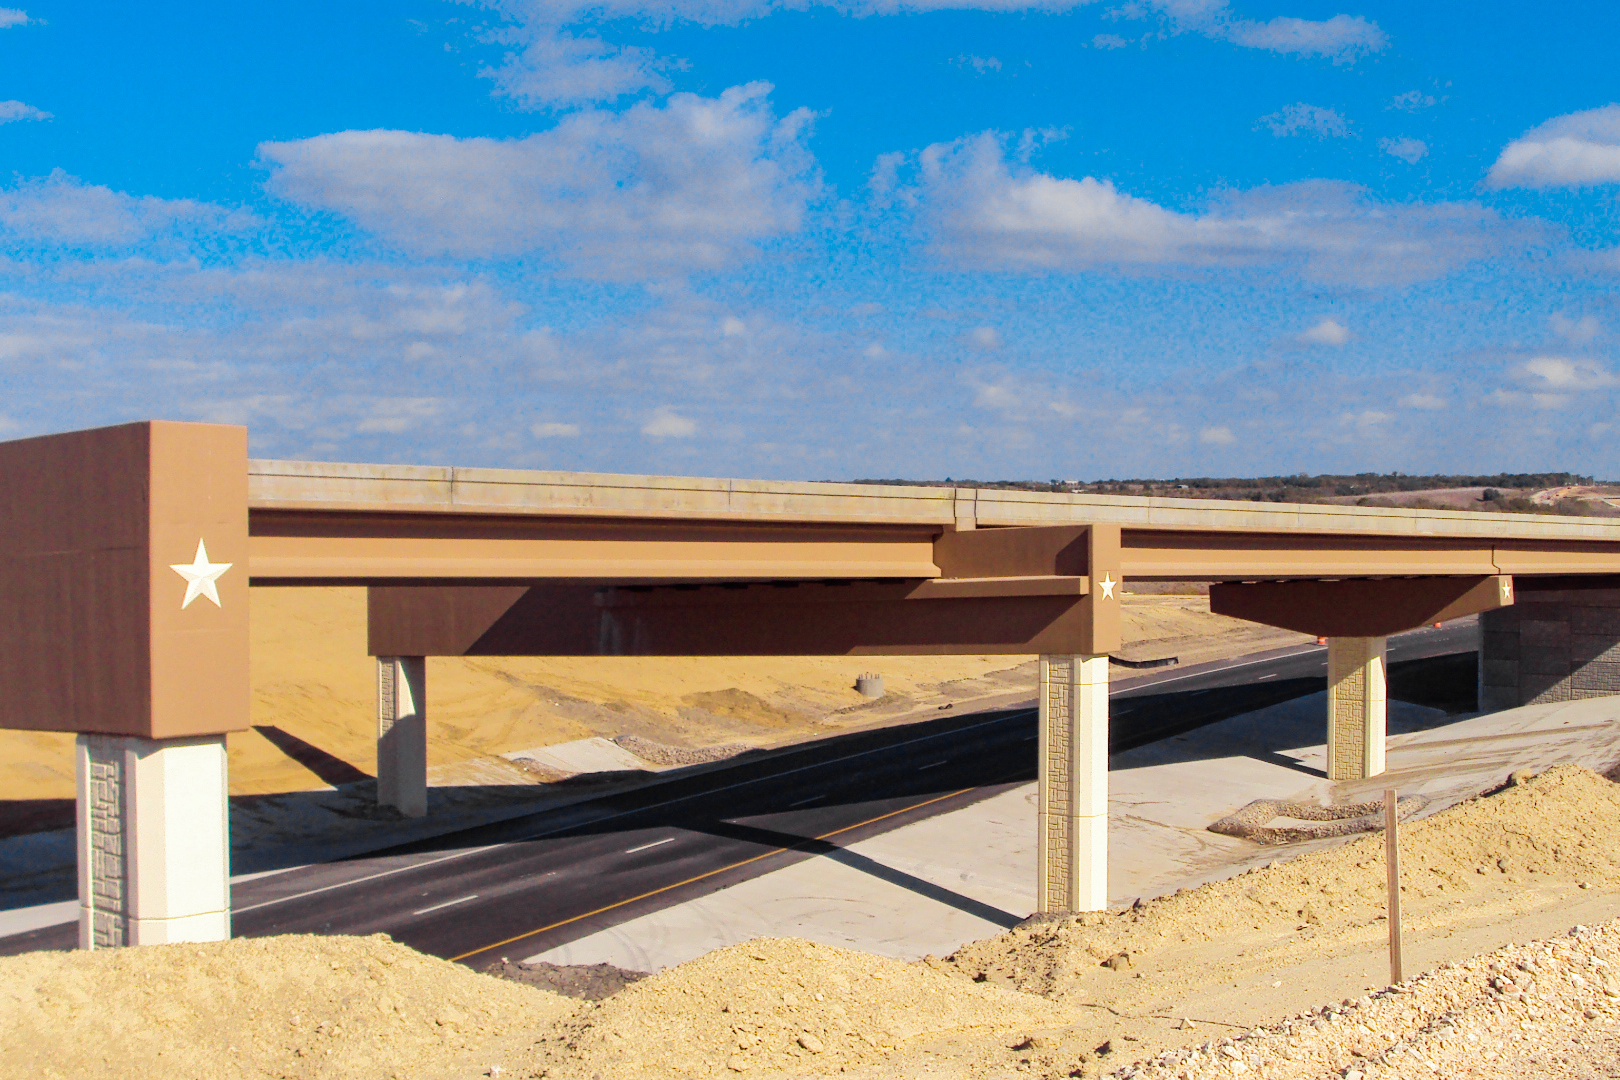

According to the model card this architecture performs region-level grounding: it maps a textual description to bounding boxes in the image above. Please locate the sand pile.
[0,933,575,1080]
[521,937,1076,1079]
[1122,920,1620,1080]
[949,765,1620,1003]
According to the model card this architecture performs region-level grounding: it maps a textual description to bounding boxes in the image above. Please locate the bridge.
[4,420,1618,949]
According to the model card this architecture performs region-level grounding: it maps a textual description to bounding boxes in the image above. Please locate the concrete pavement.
[535,691,1620,971]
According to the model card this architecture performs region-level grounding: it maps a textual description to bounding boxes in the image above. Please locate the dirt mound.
[521,936,1076,1079]
[949,765,1620,1001]
[1122,921,1620,1080]
[486,957,649,1000]
[0,933,576,1080]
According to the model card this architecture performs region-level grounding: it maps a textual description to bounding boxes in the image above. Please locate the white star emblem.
[1500,579,1512,603]
[169,539,233,609]
[1098,572,1116,600]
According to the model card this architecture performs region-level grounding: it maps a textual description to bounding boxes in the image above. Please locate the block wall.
[1480,586,1620,710]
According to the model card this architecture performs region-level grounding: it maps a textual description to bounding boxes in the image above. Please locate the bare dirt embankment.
[5,765,1619,1080]
[0,588,1306,811]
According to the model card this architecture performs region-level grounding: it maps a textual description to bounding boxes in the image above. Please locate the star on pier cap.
[1098,572,1116,600]
[170,539,233,609]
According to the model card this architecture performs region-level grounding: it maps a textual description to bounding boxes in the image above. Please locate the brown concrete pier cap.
[0,421,249,737]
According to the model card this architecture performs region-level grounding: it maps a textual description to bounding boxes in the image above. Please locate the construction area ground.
[4,590,1620,1078]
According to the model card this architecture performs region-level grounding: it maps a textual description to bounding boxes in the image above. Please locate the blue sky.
[1,1,1617,480]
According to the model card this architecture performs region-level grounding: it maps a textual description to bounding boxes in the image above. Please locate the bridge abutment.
[1480,583,1620,710]
[1037,653,1109,913]
[376,656,428,818]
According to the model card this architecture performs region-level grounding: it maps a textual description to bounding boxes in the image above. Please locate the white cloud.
[966,325,1002,349]
[1092,33,1128,49]
[1552,313,1601,345]
[863,342,888,358]
[0,8,28,28]
[1198,425,1236,446]
[1339,409,1391,431]
[532,420,582,437]
[356,398,443,434]
[474,0,1386,104]
[1258,103,1350,139]
[721,316,748,336]
[1486,104,1620,190]
[1297,318,1349,345]
[1380,136,1427,164]
[1390,90,1437,112]
[913,132,1522,285]
[642,406,698,437]
[260,83,818,279]
[0,100,50,124]
[1399,393,1445,410]
[1224,14,1384,62]
[0,170,247,247]
[1519,356,1620,390]
[952,54,1003,73]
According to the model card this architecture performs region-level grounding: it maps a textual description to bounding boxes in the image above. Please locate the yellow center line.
[450,787,975,963]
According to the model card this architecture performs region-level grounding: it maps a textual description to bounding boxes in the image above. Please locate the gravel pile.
[1113,921,1620,1080]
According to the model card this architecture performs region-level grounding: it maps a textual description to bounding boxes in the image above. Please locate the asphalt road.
[0,624,1476,962]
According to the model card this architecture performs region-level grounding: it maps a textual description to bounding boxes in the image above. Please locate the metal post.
[1385,787,1403,985]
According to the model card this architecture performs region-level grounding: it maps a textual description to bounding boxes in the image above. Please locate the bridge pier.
[1325,636,1387,780]
[76,734,231,949]
[376,656,428,817]
[1037,654,1109,913]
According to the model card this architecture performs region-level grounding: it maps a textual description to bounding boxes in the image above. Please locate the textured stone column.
[377,656,427,818]
[1326,636,1387,781]
[76,734,231,949]
[1037,654,1109,913]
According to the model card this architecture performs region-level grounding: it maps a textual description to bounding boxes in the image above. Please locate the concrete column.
[76,734,231,949]
[1326,636,1387,781]
[1036,654,1109,913]
[376,656,427,817]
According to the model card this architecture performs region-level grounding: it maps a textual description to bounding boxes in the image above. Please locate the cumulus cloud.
[642,406,698,437]
[0,170,247,247]
[966,325,1002,348]
[1297,318,1349,345]
[0,100,50,123]
[1399,393,1445,410]
[1259,103,1351,139]
[1199,425,1236,446]
[1486,104,1620,190]
[259,83,818,279]
[0,8,29,28]
[1552,313,1601,344]
[1380,136,1427,164]
[912,132,1523,285]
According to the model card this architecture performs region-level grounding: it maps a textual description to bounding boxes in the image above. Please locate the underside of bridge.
[5,420,1620,949]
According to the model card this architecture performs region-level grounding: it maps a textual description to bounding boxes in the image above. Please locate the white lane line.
[1258,673,1279,680]
[412,894,479,916]
[624,837,676,854]
[918,760,950,770]
[788,795,823,807]
[1021,735,1038,741]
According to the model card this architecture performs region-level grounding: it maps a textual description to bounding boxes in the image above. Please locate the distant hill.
[845,472,1619,516]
